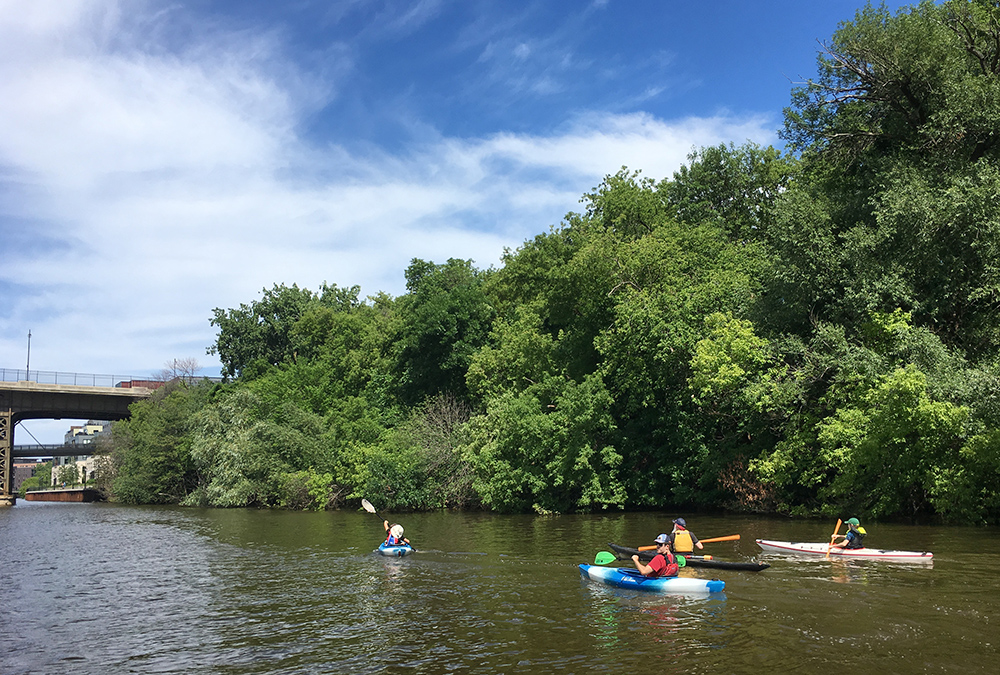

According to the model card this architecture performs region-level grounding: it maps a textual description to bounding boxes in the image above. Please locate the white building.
[51,420,110,486]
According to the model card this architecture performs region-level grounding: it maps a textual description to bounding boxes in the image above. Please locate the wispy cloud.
[0,0,776,385]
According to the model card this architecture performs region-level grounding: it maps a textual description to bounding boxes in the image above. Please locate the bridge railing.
[0,368,163,388]
[13,444,104,458]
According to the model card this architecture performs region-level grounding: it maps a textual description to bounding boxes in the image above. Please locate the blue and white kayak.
[377,541,414,557]
[579,564,725,594]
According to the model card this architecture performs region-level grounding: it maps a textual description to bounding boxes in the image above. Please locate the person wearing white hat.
[383,520,410,546]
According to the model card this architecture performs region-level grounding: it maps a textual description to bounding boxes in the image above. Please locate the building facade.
[51,420,111,486]
[13,461,41,492]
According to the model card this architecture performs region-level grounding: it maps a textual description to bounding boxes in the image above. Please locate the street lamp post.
[26,330,31,379]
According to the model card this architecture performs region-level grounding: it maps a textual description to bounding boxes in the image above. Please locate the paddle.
[826,518,842,558]
[596,550,686,568]
[364,498,415,550]
[637,534,740,551]
[698,534,741,544]
[361,498,382,520]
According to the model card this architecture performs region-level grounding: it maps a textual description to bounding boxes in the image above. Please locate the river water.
[0,503,996,674]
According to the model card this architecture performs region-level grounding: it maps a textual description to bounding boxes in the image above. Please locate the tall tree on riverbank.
[779,0,1000,355]
[109,0,1000,524]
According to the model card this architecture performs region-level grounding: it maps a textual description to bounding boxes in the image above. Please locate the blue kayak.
[378,542,414,557]
[579,564,724,594]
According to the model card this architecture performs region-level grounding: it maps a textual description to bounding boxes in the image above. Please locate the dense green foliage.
[18,461,51,496]
[107,0,1000,524]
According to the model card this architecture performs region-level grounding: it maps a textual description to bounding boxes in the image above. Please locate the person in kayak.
[383,520,410,546]
[631,534,679,577]
[830,517,867,549]
[669,517,704,554]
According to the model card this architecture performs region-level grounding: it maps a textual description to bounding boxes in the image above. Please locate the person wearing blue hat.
[669,517,704,554]
[830,517,867,549]
[631,533,679,577]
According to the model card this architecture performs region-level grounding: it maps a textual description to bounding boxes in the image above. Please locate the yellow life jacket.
[673,529,694,553]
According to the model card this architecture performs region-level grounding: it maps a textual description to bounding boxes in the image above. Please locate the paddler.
[383,520,410,546]
[669,517,704,554]
[830,517,866,549]
[631,534,679,577]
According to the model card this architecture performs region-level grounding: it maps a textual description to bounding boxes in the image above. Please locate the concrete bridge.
[0,369,159,506]
[13,444,108,458]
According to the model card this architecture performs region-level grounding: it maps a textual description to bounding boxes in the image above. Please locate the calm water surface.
[1,503,996,674]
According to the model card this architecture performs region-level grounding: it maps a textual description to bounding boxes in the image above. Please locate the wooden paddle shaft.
[637,534,740,551]
[826,518,842,557]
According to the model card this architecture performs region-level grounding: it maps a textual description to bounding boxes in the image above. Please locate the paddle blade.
[594,551,617,565]
[361,498,377,514]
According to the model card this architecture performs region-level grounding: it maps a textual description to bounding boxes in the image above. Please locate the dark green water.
[1,503,996,674]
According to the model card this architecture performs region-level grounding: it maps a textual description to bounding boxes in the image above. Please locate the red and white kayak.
[756,539,933,563]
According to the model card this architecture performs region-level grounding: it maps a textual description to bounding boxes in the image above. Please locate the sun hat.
[654,533,670,544]
[846,517,860,526]
[390,524,404,538]
[673,517,686,528]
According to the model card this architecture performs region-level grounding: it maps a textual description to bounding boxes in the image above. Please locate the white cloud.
[0,1,776,443]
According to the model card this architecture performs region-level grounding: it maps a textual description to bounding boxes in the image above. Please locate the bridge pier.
[1,409,13,506]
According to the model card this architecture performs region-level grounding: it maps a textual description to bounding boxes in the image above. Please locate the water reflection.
[830,558,872,584]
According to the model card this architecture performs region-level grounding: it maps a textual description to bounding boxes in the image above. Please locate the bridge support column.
[0,409,14,506]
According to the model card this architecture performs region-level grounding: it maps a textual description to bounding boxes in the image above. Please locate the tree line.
[99,1,1000,524]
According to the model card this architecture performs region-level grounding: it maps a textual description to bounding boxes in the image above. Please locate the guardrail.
[13,444,103,458]
[0,368,159,388]
[1,368,223,387]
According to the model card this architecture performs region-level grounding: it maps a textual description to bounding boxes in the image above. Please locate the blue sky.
[1,0,912,443]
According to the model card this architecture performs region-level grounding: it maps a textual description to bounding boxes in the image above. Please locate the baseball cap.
[654,533,670,544]
[846,518,860,526]
[673,517,687,528]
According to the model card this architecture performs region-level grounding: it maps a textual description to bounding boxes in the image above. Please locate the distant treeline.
[100,1,1000,524]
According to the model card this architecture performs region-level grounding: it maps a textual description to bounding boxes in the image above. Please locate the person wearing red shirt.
[631,533,679,577]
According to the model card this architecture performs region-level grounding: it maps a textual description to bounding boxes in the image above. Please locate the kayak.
[756,539,933,562]
[579,564,725,594]
[377,542,415,557]
[607,543,769,571]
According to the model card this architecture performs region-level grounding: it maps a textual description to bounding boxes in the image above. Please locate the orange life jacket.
[673,528,695,553]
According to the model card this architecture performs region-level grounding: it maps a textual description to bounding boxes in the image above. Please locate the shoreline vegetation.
[98,1,1000,525]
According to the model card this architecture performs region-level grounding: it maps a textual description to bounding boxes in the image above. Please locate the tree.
[18,461,51,495]
[784,0,1000,168]
[108,379,213,504]
[395,259,494,405]
[185,388,334,508]
[462,373,623,513]
[56,462,80,487]
[582,167,668,238]
[209,282,361,379]
[155,357,201,382]
[665,142,796,243]
[773,1,1000,355]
